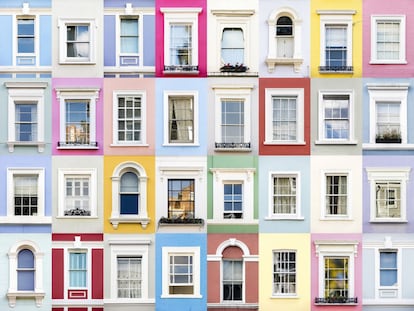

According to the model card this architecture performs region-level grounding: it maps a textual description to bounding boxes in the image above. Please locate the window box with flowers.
[220,63,249,72]
[375,129,402,144]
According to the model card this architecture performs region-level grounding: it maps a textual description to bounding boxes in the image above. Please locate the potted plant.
[376,129,402,143]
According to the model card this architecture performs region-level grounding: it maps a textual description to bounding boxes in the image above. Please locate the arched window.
[110,162,149,229]
[17,249,35,291]
[276,16,293,58]
[120,172,139,215]
[222,246,243,302]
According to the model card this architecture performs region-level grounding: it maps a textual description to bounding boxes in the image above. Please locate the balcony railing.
[319,65,353,72]
[57,141,98,147]
[215,142,251,150]
[163,65,199,73]
[159,216,204,225]
[315,297,358,304]
[64,208,91,216]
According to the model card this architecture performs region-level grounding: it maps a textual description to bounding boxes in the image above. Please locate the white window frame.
[366,84,408,146]
[56,87,100,149]
[7,240,45,308]
[213,85,253,150]
[163,91,199,146]
[314,240,358,301]
[5,82,47,153]
[210,168,255,224]
[161,246,201,298]
[57,168,98,218]
[264,88,304,145]
[321,170,351,219]
[112,90,147,146]
[14,15,39,66]
[58,18,97,64]
[366,167,410,223]
[272,250,297,297]
[160,8,201,72]
[316,90,356,144]
[110,162,149,229]
[108,239,150,302]
[266,8,303,73]
[370,15,406,64]
[118,15,141,65]
[376,249,400,299]
[317,11,356,73]
[211,10,254,71]
[266,171,303,220]
[5,168,48,224]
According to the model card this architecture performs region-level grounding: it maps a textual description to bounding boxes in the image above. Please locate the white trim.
[163,90,199,146]
[58,168,98,218]
[370,15,406,64]
[110,162,149,229]
[366,167,410,223]
[264,88,304,145]
[112,90,147,146]
[161,246,201,299]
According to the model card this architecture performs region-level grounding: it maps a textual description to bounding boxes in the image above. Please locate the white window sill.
[7,141,45,153]
[315,140,358,145]
[161,294,202,299]
[369,60,407,65]
[104,298,155,304]
[0,216,52,224]
[110,216,150,229]
[207,219,258,225]
[363,143,414,150]
[265,57,303,73]
[370,219,407,223]
[162,143,200,147]
[320,216,352,221]
[265,216,305,221]
[263,140,306,145]
[110,143,149,147]
[57,145,99,150]
[271,294,299,299]
[59,61,96,65]
[7,291,45,307]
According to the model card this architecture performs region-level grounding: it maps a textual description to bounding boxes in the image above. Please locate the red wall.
[52,249,64,299]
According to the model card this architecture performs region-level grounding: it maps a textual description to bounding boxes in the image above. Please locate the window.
[6,168,47,223]
[113,91,146,145]
[17,249,35,291]
[366,167,409,222]
[266,9,303,72]
[221,28,244,65]
[273,251,296,296]
[168,179,194,219]
[379,251,397,287]
[267,173,302,219]
[17,18,35,54]
[161,8,201,72]
[314,240,358,304]
[213,86,252,150]
[7,241,45,307]
[265,88,304,145]
[110,162,149,229]
[317,91,355,144]
[164,91,198,145]
[58,168,97,217]
[210,168,255,223]
[223,183,243,219]
[223,259,243,301]
[121,18,139,55]
[6,82,47,152]
[69,252,87,288]
[58,19,96,63]
[169,96,193,144]
[325,174,348,216]
[318,11,355,72]
[109,240,150,301]
[371,16,406,64]
[162,247,201,298]
[117,257,142,298]
[56,87,99,149]
[366,84,408,146]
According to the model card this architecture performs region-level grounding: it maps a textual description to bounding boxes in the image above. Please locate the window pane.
[380,252,397,286]
[325,25,347,67]
[377,21,400,60]
[16,103,37,142]
[117,96,142,142]
[64,176,91,216]
[323,95,349,139]
[65,101,90,145]
[376,181,401,218]
[376,102,400,139]
[121,18,139,54]
[273,251,296,295]
[18,19,35,53]
[223,183,243,219]
[276,16,293,36]
[14,175,38,216]
[67,25,90,58]
[117,257,142,298]
[70,252,87,287]
[273,176,296,214]
[170,24,192,65]
[168,179,195,219]
[169,96,194,143]
[221,99,244,143]
[326,175,347,215]
[272,96,297,141]
[324,257,348,298]
[221,28,244,65]
[223,260,243,301]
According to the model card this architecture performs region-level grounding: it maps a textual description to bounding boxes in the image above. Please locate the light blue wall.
[258,156,310,233]
[0,16,13,66]
[155,78,208,156]
[0,0,50,8]
[155,233,207,311]
[39,15,52,67]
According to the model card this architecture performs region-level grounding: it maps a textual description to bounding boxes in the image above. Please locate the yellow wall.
[259,234,311,311]
[310,0,363,78]
[103,156,156,233]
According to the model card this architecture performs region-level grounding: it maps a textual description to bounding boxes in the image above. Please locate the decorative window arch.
[266,7,303,73]
[110,161,149,229]
[7,240,45,307]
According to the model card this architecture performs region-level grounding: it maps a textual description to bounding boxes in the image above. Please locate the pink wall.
[103,78,156,155]
[311,233,362,311]
[363,0,414,77]
[155,0,207,77]
[52,78,104,155]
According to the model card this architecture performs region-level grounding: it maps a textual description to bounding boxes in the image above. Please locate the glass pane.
[221,28,244,64]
